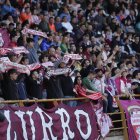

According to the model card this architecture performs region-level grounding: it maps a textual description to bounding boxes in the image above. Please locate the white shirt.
[93,76,106,94]
[62,22,73,33]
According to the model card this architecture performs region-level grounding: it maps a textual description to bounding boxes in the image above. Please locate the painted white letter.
[55,108,75,140]
[4,110,11,140]
[26,111,35,140]
[74,110,92,139]
[35,107,57,140]
[4,111,17,140]
[15,111,28,140]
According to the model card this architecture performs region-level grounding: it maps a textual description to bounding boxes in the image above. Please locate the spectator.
[131,82,140,95]
[60,72,77,107]
[44,75,64,99]
[82,70,98,91]
[59,6,71,22]
[61,16,73,33]
[94,69,113,112]
[55,16,63,32]
[60,35,69,53]
[48,17,56,33]
[26,70,42,99]
[132,70,140,83]
[26,38,39,64]
[38,13,49,33]
[1,69,19,100]
[75,76,99,97]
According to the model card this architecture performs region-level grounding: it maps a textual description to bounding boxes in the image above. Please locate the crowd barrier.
[0,95,140,140]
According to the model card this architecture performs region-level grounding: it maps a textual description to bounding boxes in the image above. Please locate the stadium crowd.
[0,0,140,113]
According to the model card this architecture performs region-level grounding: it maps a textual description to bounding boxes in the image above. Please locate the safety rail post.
[19,100,24,107]
[115,96,128,140]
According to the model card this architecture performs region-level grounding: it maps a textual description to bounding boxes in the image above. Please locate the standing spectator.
[26,38,39,64]
[60,72,77,107]
[26,70,42,99]
[55,16,63,32]
[44,75,64,99]
[94,69,113,112]
[1,69,19,100]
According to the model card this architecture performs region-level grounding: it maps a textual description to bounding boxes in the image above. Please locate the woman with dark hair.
[74,76,108,112]
[74,76,101,98]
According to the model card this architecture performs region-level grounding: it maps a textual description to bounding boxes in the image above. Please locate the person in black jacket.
[1,69,19,100]
[44,75,64,99]
[60,73,77,107]
[25,70,42,99]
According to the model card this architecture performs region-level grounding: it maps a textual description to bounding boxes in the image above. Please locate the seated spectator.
[60,36,69,53]
[74,76,99,96]
[132,70,140,83]
[75,73,108,112]
[48,17,56,33]
[131,82,140,94]
[61,16,73,33]
[82,70,100,92]
[59,6,71,22]
[55,16,63,32]
[80,59,92,78]
[20,7,32,23]
[38,13,49,32]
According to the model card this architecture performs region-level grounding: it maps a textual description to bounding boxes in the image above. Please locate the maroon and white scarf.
[22,28,48,38]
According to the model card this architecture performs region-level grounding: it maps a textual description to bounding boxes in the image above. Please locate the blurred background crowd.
[0,0,140,113]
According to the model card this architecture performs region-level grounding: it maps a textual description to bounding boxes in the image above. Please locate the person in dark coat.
[44,75,64,99]
[1,69,19,100]
[60,73,77,107]
[25,70,42,99]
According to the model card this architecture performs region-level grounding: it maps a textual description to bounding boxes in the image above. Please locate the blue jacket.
[40,39,53,51]
[1,4,16,17]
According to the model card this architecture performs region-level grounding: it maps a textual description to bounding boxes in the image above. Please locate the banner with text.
[120,99,140,140]
[0,103,100,140]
